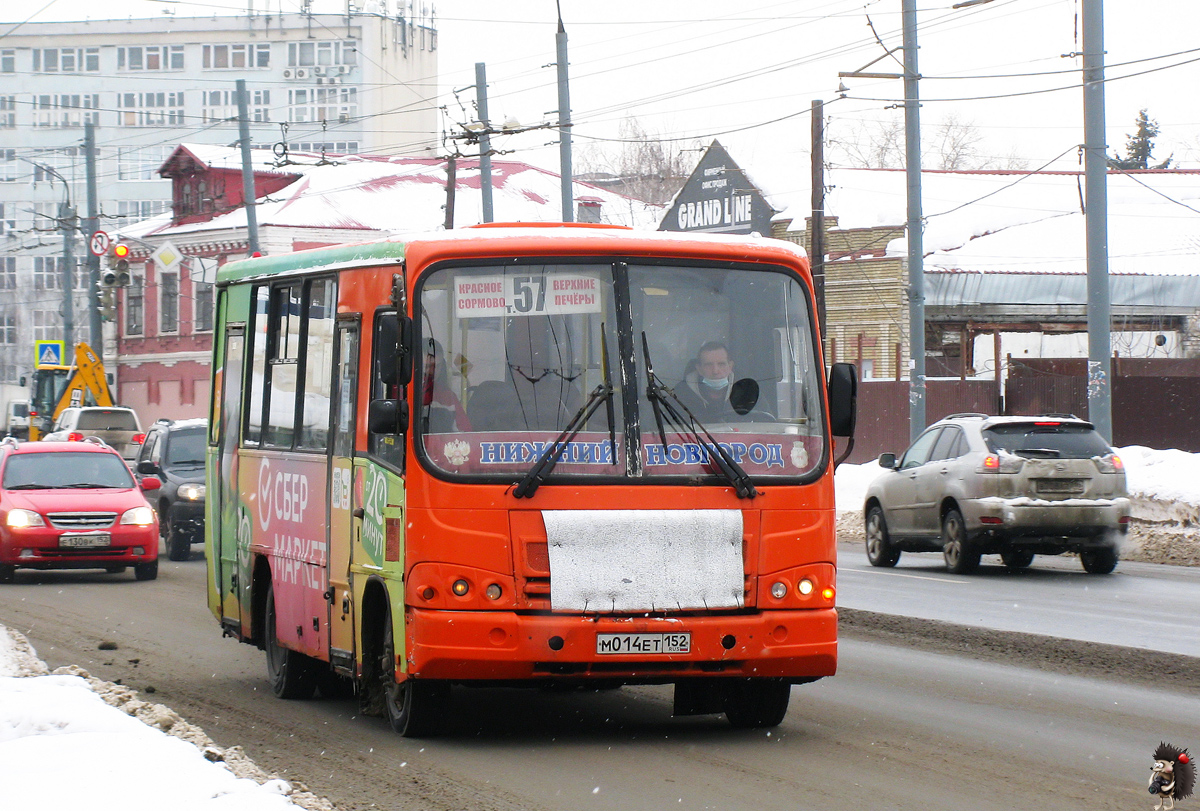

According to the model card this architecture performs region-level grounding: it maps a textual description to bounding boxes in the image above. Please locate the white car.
[42,407,145,461]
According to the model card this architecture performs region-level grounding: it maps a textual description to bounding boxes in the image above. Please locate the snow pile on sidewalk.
[0,626,334,811]
[1119,445,1200,524]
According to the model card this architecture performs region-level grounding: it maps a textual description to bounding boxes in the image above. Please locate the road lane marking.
[842,569,969,584]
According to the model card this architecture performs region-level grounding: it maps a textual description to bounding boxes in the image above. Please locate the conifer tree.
[1109,109,1172,169]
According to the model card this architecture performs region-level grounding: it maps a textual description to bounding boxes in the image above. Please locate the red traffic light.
[113,243,130,259]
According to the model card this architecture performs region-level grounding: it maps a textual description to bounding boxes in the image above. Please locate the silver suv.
[862,414,1130,574]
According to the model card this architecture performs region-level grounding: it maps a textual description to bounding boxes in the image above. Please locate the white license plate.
[59,533,111,548]
[596,633,691,655]
[1037,479,1085,494]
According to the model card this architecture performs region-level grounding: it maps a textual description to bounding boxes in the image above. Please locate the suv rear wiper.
[641,333,757,499]
[513,324,616,499]
[1016,448,1061,458]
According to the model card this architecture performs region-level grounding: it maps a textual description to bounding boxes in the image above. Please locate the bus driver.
[675,341,736,419]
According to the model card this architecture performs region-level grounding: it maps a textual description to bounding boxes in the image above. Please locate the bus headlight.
[797,578,814,595]
[120,506,155,526]
[770,581,788,599]
[6,509,44,528]
[178,483,206,501]
[485,583,502,600]
[452,579,470,597]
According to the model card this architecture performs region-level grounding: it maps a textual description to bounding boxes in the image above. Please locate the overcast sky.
[7,0,1200,196]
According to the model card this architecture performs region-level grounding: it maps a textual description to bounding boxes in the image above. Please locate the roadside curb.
[838,607,1199,693]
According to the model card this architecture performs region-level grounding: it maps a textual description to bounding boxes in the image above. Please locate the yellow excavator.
[27,342,114,442]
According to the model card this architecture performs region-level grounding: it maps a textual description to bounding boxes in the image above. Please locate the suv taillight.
[980,453,1024,473]
[131,433,146,445]
[1096,453,1124,473]
[67,432,84,442]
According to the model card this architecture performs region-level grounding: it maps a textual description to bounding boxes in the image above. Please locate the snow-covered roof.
[775,167,1200,277]
[122,145,664,242]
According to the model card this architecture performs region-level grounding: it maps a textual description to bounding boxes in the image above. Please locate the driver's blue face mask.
[701,376,729,390]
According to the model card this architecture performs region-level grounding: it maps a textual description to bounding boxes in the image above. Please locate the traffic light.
[103,243,132,287]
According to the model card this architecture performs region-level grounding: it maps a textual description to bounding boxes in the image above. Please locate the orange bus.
[206,224,857,735]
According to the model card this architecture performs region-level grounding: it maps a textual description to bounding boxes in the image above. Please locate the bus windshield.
[416,260,826,483]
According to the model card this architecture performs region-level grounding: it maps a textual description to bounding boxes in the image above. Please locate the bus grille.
[48,512,117,529]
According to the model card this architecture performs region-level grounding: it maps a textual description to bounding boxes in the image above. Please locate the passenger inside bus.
[464,315,582,432]
[421,339,470,433]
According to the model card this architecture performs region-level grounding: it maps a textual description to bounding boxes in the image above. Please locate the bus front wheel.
[724,678,791,729]
[379,609,448,737]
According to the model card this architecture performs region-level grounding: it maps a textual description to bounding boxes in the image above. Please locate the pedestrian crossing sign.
[34,340,65,368]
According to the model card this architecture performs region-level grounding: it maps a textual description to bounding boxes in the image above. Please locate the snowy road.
[1,558,1194,811]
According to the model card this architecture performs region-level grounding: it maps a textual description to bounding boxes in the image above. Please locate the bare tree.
[829,113,1012,171]
[576,118,697,206]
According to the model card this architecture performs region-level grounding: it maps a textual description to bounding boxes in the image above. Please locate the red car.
[0,438,161,582]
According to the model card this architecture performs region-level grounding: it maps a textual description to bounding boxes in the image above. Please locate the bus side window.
[368,310,407,472]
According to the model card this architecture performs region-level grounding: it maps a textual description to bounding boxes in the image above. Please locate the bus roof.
[217,225,810,286]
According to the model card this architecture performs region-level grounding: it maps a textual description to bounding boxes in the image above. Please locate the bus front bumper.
[405,608,838,682]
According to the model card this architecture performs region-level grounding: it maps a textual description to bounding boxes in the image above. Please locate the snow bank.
[0,627,332,811]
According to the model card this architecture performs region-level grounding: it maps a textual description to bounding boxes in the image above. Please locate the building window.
[116,146,174,181]
[0,97,14,129]
[288,40,356,67]
[288,140,359,155]
[202,89,269,124]
[31,94,100,128]
[195,280,214,332]
[160,272,179,333]
[33,310,59,341]
[0,149,17,183]
[33,48,100,73]
[0,258,14,290]
[0,205,14,236]
[288,87,357,124]
[118,45,184,71]
[1,50,14,73]
[118,92,186,127]
[33,256,65,290]
[0,312,15,345]
[126,275,144,336]
[203,43,270,69]
[113,200,170,227]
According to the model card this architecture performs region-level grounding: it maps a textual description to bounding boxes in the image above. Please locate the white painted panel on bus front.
[542,510,744,613]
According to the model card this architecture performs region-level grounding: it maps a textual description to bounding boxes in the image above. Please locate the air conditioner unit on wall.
[313,66,326,76]
[295,68,309,79]
[282,68,293,79]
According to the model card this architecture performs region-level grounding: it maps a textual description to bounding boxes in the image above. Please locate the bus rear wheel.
[724,679,791,729]
[379,609,448,737]
[265,584,316,699]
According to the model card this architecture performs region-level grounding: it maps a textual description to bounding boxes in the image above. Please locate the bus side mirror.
[729,378,760,415]
[368,399,409,434]
[375,314,414,386]
[827,362,857,437]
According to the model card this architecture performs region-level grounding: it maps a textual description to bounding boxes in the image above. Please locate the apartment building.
[0,7,438,385]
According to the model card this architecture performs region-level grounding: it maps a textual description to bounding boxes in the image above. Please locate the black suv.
[135,418,207,561]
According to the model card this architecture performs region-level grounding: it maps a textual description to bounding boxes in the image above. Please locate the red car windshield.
[3,452,135,490]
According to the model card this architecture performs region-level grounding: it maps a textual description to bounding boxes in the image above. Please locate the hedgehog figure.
[1150,742,1195,811]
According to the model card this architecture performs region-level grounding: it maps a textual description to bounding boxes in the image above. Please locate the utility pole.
[475,62,494,223]
[444,156,457,230]
[555,1,573,222]
[901,0,926,441]
[236,79,261,255]
[1082,0,1112,440]
[811,100,827,340]
[59,200,75,350]
[83,122,102,348]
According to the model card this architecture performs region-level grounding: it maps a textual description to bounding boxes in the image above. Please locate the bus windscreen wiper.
[641,333,757,499]
[513,325,616,499]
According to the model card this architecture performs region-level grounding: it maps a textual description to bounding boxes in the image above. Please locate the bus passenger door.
[327,319,359,671]
[214,325,248,634]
